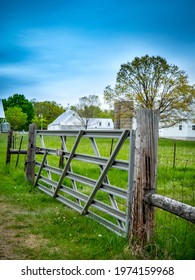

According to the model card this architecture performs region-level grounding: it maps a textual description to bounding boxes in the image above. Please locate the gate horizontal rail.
[34,129,135,237]
[36,129,127,138]
[36,148,129,170]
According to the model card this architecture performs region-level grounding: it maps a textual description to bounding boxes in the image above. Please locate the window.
[192,125,195,130]
[99,122,101,126]
[108,122,110,126]
[179,125,182,130]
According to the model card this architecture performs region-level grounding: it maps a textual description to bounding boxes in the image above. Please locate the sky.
[0,0,195,109]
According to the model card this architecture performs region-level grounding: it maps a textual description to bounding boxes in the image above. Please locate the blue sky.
[0,0,194,108]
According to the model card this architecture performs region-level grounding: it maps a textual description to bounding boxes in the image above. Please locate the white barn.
[0,99,5,119]
[159,120,195,140]
[47,109,114,130]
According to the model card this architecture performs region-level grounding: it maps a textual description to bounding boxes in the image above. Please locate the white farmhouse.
[159,120,195,140]
[47,109,114,130]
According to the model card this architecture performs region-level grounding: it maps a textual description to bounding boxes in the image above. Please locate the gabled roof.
[0,99,5,118]
[48,109,114,129]
[48,109,82,126]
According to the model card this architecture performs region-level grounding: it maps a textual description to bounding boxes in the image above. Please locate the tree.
[32,115,47,130]
[104,55,195,127]
[74,95,101,129]
[5,107,27,130]
[99,109,114,119]
[3,94,34,129]
[33,101,65,129]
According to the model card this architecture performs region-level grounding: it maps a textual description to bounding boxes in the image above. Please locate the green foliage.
[74,95,101,128]
[5,106,27,130]
[3,94,34,129]
[72,95,113,128]
[32,115,48,130]
[99,109,114,119]
[104,55,195,128]
[33,100,65,128]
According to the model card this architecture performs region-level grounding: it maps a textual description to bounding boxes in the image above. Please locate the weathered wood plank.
[131,108,159,245]
[6,129,13,164]
[25,124,36,184]
[145,193,195,224]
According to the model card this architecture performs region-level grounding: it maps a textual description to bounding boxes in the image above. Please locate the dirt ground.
[0,201,46,260]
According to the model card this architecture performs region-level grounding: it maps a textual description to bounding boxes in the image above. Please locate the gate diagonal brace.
[81,130,130,215]
[34,150,48,187]
[53,130,84,198]
[89,136,124,228]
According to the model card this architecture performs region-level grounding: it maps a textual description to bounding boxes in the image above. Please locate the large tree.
[3,94,34,130]
[73,95,101,129]
[33,101,65,129]
[104,55,195,127]
[5,107,27,130]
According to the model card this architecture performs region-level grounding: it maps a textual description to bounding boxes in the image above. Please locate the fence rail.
[145,193,195,223]
[5,108,195,246]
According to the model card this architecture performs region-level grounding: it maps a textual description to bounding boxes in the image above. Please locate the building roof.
[48,109,82,126]
[0,99,5,118]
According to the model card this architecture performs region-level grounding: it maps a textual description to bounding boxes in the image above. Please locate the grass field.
[0,132,194,259]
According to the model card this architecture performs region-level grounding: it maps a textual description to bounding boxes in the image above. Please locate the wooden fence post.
[173,141,177,168]
[6,129,13,164]
[26,124,36,184]
[131,108,159,247]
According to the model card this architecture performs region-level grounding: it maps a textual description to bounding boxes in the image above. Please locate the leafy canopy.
[73,95,101,128]
[5,107,27,130]
[3,94,34,129]
[33,100,65,129]
[104,55,195,127]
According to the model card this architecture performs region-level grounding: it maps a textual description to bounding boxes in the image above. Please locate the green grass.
[0,133,132,260]
[0,132,194,259]
[155,138,195,259]
[0,164,131,260]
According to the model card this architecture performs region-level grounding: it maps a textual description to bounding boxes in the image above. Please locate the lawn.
[0,131,194,259]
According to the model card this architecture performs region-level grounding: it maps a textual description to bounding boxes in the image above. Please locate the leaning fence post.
[6,129,13,164]
[26,124,36,184]
[131,108,159,247]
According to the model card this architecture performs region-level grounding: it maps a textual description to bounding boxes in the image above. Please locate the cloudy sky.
[0,0,194,108]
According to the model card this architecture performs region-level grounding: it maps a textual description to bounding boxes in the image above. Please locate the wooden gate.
[34,129,135,237]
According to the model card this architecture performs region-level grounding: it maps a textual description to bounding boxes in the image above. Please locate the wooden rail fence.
[6,108,195,245]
